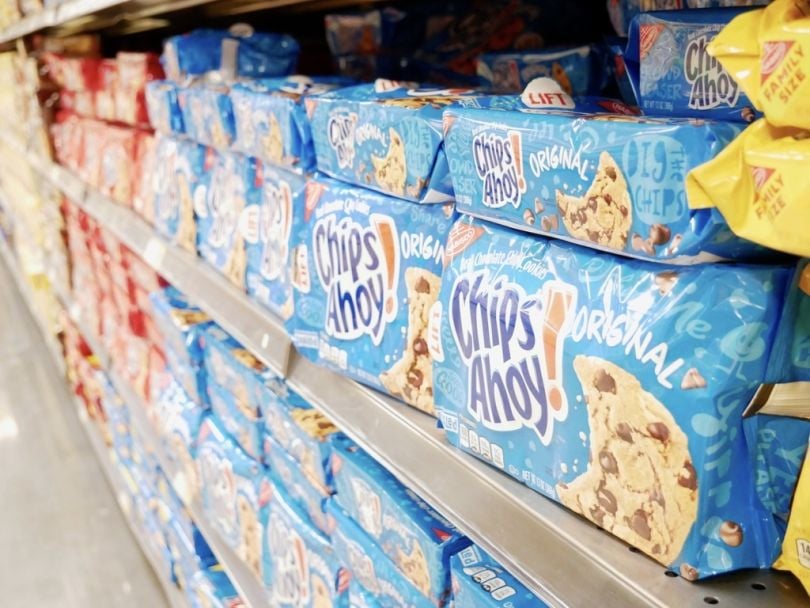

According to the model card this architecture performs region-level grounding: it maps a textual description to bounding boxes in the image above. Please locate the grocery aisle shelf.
[0,241,185,608]
[59,294,268,608]
[13,138,810,608]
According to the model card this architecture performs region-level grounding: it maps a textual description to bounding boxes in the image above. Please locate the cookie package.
[189,566,245,607]
[200,323,269,410]
[145,80,185,136]
[774,437,810,596]
[451,545,548,607]
[625,8,759,122]
[177,83,235,150]
[442,81,771,264]
[287,175,456,415]
[477,45,611,96]
[708,0,810,130]
[686,119,810,258]
[329,501,434,608]
[261,479,344,608]
[307,79,483,203]
[207,380,262,463]
[331,436,470,605]
[196,415,268,581]
[433,215,803,579]
[162,29,300,82]
[231,76,353,173]
[242,164,307,321]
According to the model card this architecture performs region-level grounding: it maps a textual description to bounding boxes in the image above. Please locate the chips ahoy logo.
[472,130,527,209]
[313,213,400,345]
[684,33,740,109]
[327,112,358,169]
[449,270,576,445]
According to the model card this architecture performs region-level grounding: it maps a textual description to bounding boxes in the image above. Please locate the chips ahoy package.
[288,175,456,415]
[231,76,354,173]
[178,82,235,149]
[451,545,548,607]
[477,45,610,96]
[307,79,484,203]
[626,9,759,122]
[162,29,300,81]
[196,416,268,580]
[207,380,263,463]
[331,436,469,604]
[242,164,307,321]
[442,83,769,263]
[146,81,185,135]
[262,481,346,608]
[329,503,434,608]
[434,215,797,579]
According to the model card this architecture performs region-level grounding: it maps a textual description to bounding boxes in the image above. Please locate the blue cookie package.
[145,80,185,135]
[451,545,547,607]
[162,29,300,81]
[626,9,759,122]
[231,76,354,173]
[201,323,270,408]
[744,415,810,521]
[307,79,486,203]
[434,215,805,579]
[288,175,456,415]
[329,502,433,608]
[243,164,307,321]
[264,435,333,536]
[178,83,235,149]
[196,416,267,580]
[188,566,243,608]
[477,45,611,96]
[262,479,345,608]
[331,436,469,605]
[153,135,208,254]
[207,380,262,463]
[442,94,774,263]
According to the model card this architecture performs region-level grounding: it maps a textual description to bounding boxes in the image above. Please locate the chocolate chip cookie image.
[556,152,633,251]
[380,268,440,415]
[556,355,698,565]
[371,128,407,197]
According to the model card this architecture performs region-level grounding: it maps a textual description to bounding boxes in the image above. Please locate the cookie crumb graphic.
[631,233,645,251]
[649,224,671,246]
[654,271,679,295]
[534,198,545,213]
[719,521,743,547]
[442,203,454,218]
[679,563,699,581]
[541,214,559,231]
[678,461,697,490]
[681,368,707,390]
[670,234,682,253]
[523,209,535,225]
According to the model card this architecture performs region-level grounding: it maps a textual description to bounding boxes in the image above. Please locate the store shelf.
[59,293,268,608]
[13,140,810,608]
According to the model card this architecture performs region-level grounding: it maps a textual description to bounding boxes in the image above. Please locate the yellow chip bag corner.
[686,119,810,257]
[774,438,810,597]
[709,0,810,129]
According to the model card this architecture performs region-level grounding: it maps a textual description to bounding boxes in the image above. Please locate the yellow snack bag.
[709,0,810,129]
[686,119,810,257]
[774,438,810,596]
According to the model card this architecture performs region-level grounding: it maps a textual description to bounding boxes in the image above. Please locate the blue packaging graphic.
[288,176,456,414]
[744,415,810,521]
[162,29,300,81]
[766,260,810,384]
[442,99,771,263]
[178,83,235,149]
[196,416,268,580]
[607,0,770,36]
[477,45,610,96]
[329,502,434,608]
[331,436,469,605]
[231,76,353,173]
[434,215,796,578]
[262,480,346,608]
[207,380,262,463]
[307,79,484,203]
[188,566,244,608]
[145,80,185,135]
[264,435,333,536]
[195,150,257,289]
[626,9,759,122]
[153,136,208,254]
[242,164,307,321]
[451,545,547,607]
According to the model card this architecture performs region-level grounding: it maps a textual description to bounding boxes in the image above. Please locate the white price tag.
[143,238,166,269]
[69,302,81,323]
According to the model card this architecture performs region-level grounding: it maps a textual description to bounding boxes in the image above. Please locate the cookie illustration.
[311,575,333,608]
[224,233,247,288]
[237,494,262,579]
[262,113,284,164]
[371,128,407,197]
[396,542,431,597]
[556,355,698,565]
[556,152,633,250]
[380,267,440,415]
[176,172,197,254]
[290,408,338,439]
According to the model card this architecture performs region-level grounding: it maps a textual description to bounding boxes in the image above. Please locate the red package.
[116,52,163,90]
[61,57,101,92]
[98,125,137,204]
[132,131,157,224]
[95,59,118,121]
[114,87,150,126]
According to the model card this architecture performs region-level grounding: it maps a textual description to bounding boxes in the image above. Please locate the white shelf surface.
[10,137,810,608]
